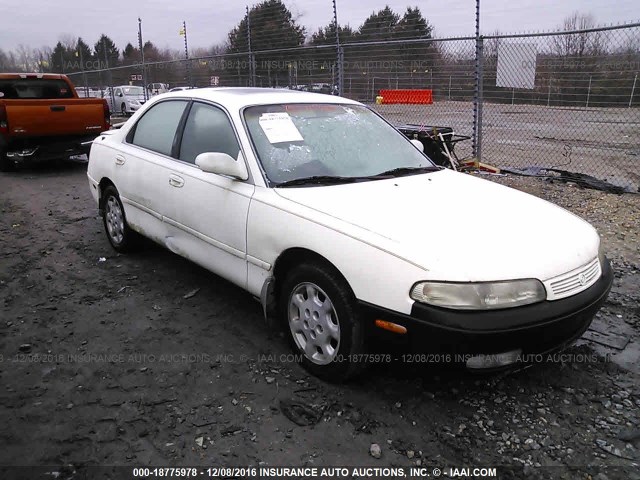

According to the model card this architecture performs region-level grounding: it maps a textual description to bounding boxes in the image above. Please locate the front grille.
[546,257,601,300]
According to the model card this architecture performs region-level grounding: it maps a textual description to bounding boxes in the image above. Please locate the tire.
[280,261,366,382]
[101,185,138,252]
[0,149,15,172]
[121,103,127,117]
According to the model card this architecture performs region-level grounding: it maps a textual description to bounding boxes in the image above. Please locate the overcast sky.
[1,0,639,53]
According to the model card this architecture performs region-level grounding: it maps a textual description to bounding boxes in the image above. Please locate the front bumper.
[360,258,613,360]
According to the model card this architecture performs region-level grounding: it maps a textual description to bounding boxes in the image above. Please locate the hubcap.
[105,196,124,245]
[288,282,340,365]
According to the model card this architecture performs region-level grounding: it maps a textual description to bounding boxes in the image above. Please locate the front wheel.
[102,186,138,252]
[280,262,366,382]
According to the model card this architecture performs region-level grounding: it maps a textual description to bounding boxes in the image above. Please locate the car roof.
[161,87,361,109]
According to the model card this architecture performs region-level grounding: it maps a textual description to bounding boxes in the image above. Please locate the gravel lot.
[373,101,640,191]
[0,162,639,479]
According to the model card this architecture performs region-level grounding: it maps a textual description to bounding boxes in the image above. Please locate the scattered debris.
[501,166,635,194]
[19,344,32,353]
[370,443,382,459]
[98,257,106,262]
[595,439,634,460]
[220,425,243,436]
[195,437,204,447]
[583,329,630,350]
[280,399,323,426]
[183,288,200,299]
[618,429,640,442]
[265,376,276,384]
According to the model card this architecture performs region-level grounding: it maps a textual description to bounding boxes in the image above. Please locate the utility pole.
[78,42,88,97]
[138,18,147,100]
[103,41,114,107]
[181,21,192,87]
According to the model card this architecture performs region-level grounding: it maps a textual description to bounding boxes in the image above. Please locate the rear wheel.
[102,186,138,252]
[280,262,366,382]
[120,103,127,117]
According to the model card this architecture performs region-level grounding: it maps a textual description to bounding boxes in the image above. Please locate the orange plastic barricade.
[378,89,433,104]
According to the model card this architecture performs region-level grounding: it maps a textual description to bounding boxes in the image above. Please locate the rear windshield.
[0,78,74,99]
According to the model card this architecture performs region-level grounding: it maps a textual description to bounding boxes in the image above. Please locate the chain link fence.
[67,22,640,191]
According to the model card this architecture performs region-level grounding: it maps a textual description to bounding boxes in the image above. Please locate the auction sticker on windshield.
[258,112,304,144]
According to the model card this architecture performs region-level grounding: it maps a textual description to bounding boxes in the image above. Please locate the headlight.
[410,279,546,310]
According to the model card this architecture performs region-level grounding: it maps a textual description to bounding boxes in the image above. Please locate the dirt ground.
[0,160,639,479]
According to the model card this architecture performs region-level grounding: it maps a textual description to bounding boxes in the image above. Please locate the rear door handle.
[169,174,184,188]
[50,105,66,112]
[115,155,126,165]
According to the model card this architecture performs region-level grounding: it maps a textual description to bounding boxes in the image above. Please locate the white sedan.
[87,88,612,381]
[105,86,147,116]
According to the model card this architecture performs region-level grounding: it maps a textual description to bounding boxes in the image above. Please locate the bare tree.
[0,48,14,71]
[552,12,604,58]
[484,30,502,69]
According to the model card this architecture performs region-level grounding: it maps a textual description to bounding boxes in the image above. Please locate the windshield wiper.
[369,165,441,178]
[275,175,364,187]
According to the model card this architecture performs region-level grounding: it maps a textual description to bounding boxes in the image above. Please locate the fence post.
[333,0,344,96]
[586,75,592,108]
[472,0,483,162]
[472,37,484,162]
[630,73,638,108]
[246,6,255,87]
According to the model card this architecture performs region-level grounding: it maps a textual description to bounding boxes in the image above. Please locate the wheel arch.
[263,247,353,323]
[97,177,116,212]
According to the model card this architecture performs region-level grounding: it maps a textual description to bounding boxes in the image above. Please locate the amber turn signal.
[374,319,407,334]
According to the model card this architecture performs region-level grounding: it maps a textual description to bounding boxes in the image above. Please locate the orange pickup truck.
[0,73,111,171]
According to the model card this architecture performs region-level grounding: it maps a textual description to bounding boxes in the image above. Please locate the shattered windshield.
[243,103,434,185]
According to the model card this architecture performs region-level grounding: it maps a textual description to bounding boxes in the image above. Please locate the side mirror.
[195,151,248,180]
[117,92,123,97]
[410,139,424,152]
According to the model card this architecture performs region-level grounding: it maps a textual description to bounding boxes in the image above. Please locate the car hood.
[274,169,600,282]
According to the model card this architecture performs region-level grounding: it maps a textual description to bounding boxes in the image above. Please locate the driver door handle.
[115,155,126,166]
[169,174,184,188]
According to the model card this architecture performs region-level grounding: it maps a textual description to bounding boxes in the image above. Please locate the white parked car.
[87,88,612,381]
[147,82,169,96]
[105,85,147,116]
